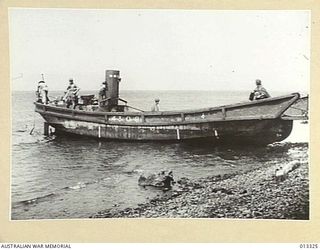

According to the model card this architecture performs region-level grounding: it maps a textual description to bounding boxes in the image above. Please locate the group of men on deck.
[36,78,80,108]
[36,78,270,110]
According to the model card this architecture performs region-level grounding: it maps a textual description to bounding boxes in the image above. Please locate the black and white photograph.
[10,9,309,220]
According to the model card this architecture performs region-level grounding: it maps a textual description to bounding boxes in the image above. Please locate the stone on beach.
[275,160,301,182]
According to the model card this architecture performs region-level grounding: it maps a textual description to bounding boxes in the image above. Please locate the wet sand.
[92,158,309,219]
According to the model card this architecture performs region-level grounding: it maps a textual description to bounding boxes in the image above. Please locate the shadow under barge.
[34,70,308,145]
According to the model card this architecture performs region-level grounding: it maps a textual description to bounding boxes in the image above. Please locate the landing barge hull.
[49,117,292,145]
[35,93,299,145]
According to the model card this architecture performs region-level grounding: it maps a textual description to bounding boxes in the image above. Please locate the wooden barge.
[34,70,307,145]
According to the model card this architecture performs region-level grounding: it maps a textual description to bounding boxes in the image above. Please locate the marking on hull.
[176,128,180,140]
[63,120,97,130]
[109,116,123,122]
[214,129,219,139]
[98,126,101,138]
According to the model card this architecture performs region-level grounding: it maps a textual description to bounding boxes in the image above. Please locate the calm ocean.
[11,90,309,220]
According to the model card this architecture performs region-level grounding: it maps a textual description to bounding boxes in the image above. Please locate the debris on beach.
[274,160,300,182]
[138,170,175,190]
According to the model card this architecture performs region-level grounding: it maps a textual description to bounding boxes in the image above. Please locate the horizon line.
[11,89,308,92]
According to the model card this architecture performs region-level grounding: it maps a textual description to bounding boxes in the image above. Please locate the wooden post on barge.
[44,122,49,136]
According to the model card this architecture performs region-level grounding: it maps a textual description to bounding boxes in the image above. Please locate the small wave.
[15,129,28,133]
[12,135,56,146]
[133,169,144,173]
[123,169,144,175]
[13,179,99,208]
[66,182,87,190]
[13,192,56,208]
[63,178,106,190]
[269,141,308,148]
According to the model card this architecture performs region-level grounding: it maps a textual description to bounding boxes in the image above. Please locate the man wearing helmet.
[151,98,160,112]
[249,79,270,101]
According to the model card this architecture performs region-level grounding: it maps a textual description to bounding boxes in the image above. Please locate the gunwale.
[35,92,300,124]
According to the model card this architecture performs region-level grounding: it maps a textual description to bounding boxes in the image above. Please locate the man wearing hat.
[98,81,108,107]
[151,98,160,112]
[36,80,49,104]
[65,78,80,108]
[249,79,270,101]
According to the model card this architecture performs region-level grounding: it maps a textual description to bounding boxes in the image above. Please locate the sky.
[9,9,310,92]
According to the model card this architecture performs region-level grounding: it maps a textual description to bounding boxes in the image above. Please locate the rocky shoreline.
[91,160,309,219]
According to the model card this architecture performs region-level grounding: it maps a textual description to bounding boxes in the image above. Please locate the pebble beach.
[92,154,309,219]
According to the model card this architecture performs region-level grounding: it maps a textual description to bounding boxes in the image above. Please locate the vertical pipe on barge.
[105,70,121,108]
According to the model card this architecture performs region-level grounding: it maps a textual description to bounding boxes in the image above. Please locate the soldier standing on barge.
[64,78,80,108]
[98,81,107,107]
[36,80,49,104]
[151,98,160,111]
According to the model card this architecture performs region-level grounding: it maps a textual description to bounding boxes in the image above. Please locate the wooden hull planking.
[35,93,299,144]
[44,115,293,144]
